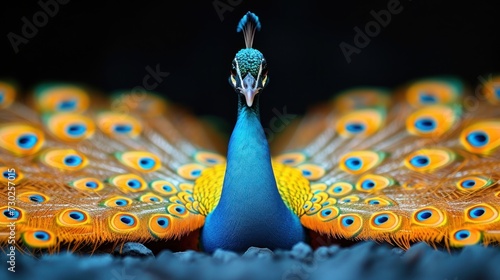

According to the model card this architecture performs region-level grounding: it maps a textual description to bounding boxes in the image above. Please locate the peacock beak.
[242,74,258,107]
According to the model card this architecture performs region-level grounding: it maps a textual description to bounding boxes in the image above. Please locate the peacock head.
[229,12,269,107]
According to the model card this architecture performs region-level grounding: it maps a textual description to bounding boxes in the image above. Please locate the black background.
[1,0,499,131]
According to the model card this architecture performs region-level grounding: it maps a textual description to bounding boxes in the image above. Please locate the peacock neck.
[220,94,279,204]
[201,94,305,253]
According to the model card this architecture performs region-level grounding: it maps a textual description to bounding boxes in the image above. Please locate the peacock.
[1,11,500,256]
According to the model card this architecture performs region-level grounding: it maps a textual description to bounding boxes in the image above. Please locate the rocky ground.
[1,241,500,280]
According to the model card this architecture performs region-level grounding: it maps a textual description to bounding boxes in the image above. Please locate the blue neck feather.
[201,94,305,253]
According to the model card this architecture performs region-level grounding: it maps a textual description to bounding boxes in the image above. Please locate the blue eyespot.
[3,171,17,180]
[369,200,380,205]
[127,179,141,189]
[139,157,155,170]
[361,179,376,190]
[419,92,437,104]
[460,179,476,189]
[454,229,470,240]
[191,169,201,177]
[120,215,135,226]
[64,155,83,167]
[113,124,132,134]
[162,185,172,192]
[157,217,169,228]
[174,206,186,214]
[66,124,87,137]
[29,194,45,203]
[494,87,500,98]
[34,231,50,241]
[321,209,332,217]
[0,91,4,104]
[3,209,20,219]
[410,155,430,168]
[69,211,85,221]
[206,158,217,163]
[345,157,362,171]
[149,197,160,202]
[469,207,485,219]
[58,99,76,111]
[302,170,312,176]
[417,210,432,221]
[466,131,489,147]
[85,181,98,189]
[115,199,128,206]
[283,159,295,164]
[374,214,389,225]
[17,134,38,149]
[333,187,343,193]
[345,123,365,133]
[342,217,354,227]
[415,118,436,132]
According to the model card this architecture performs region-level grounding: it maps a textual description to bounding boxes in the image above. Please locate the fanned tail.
[0,82,227,254]
[273,76,500,249]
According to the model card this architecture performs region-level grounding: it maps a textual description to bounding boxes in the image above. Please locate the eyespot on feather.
[464,203,499,224]
[194,151,226,166]
[21,229,57,248]
[404,148,455,172]
[167,204,189,218]
[96,112,142,138]
[57,209,92,226]
[138,193,164,203]
[274,152,307,166]
[1,167,24,184]
[148,214,172,238]
[45,113,95,141]
[150,180,179,196]
[41,149,88,171]
[411,206,447,227]
[0,206,25,224]
[335,108,385,137]
[70,177,105,192]
[460,120,500,154]
[101,196,133,207]
[327,182,354,197]
[35,83,90,113]
[406,105,458,137]
[369,211,401,232]
[481,75,500,105]
[406,78,462,107]
[339,150,385,175]
[18,191,50,204]
[116,151,161,172]
[108,174,147,193]
[449,228,482,247]
[109,212,140,233]
[456,176,493,192]
[0,124,45,156]
[355,174,394,192]
[0,81,17,109]
[338,214,363,238]
[297,164,325,181]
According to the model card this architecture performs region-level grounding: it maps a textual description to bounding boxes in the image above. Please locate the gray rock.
[113,242,154,258]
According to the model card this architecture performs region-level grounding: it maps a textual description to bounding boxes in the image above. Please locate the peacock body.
[1,12,500,255]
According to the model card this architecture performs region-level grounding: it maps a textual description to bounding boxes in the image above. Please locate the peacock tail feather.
[273,76,500,249]
[1,11,500,255]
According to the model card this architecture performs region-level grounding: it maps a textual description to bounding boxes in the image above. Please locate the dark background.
[1,0,498,131]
